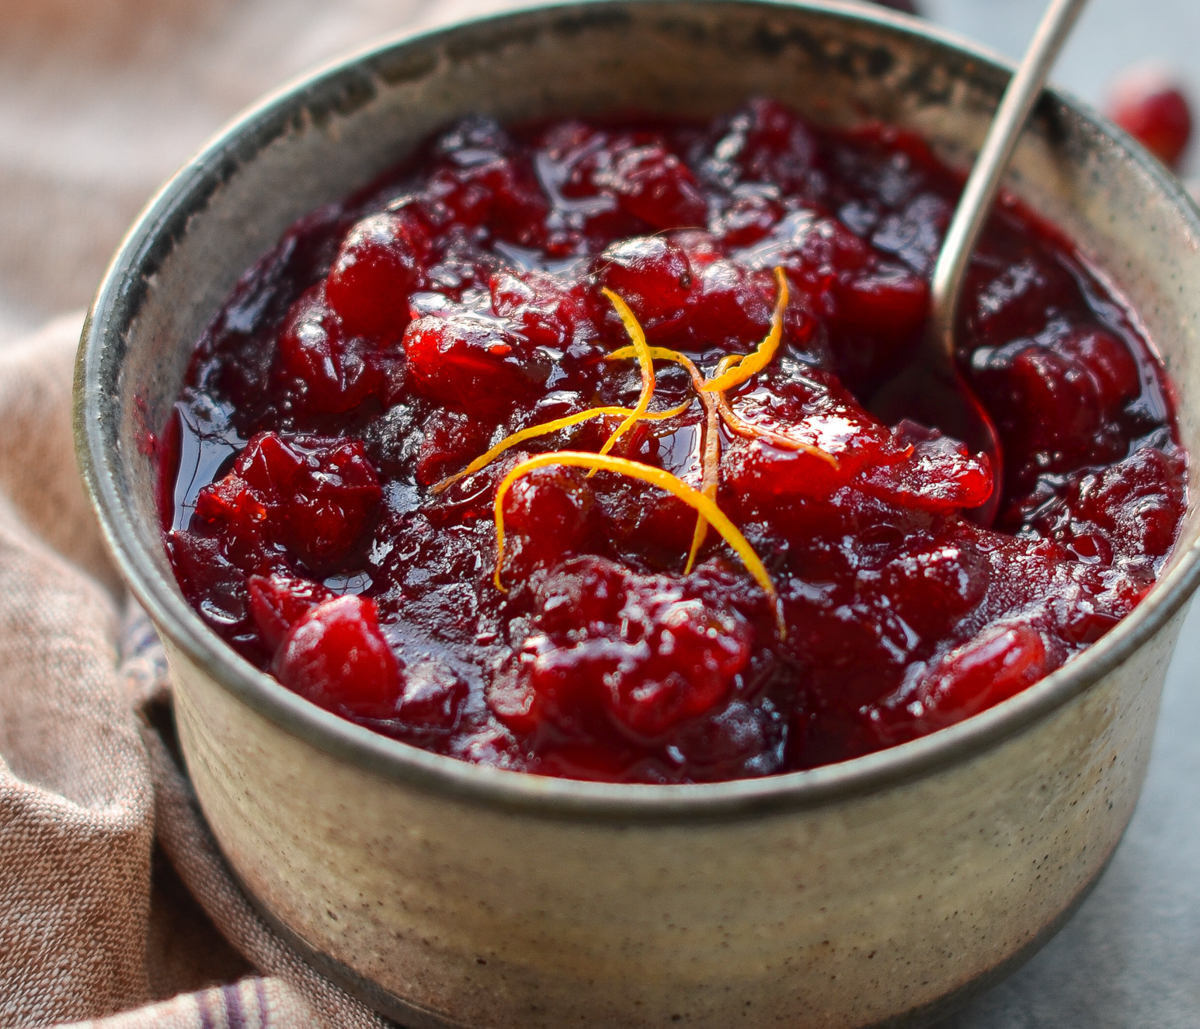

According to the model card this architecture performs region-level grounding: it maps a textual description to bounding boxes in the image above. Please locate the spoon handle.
[929,0,1090,357]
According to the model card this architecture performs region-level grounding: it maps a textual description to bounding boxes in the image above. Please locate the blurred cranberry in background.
[1106,64,1193,170]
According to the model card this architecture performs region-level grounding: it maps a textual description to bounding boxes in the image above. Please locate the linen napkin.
[0,316,388,1029]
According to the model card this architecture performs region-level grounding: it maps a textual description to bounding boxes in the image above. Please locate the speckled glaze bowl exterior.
[76,3,1200,1027]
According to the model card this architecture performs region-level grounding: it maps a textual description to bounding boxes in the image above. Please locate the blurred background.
[0,1,1195,1026]
[1,0,1198,345]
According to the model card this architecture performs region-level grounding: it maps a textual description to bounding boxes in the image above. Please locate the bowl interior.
[79,0,1200,812]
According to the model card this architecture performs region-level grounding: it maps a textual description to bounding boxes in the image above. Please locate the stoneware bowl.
[76,2,1200,1026]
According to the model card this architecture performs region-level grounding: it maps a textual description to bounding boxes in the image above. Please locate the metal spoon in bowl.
[871,0,1090,526]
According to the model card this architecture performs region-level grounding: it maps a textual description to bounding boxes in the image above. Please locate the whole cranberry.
[1106,65,1193,169]
[595,235,693,331]
[275,595,403,717]
[277,285,401,414]
[594,141,708,230]
[325,212,429,340]
[502,465,594,566]
[195,432,382,574]
[248,572,335,652]
[403,314,550,418]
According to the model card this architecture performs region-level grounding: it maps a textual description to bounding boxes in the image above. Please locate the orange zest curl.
[606,344,705,389]
[686,397,721,574]
[606,345,720,573]
[715,392,840,470]
[596,288,656,462]
[699,267,789,393]
[431,400,690,495]
[493,451,784,637]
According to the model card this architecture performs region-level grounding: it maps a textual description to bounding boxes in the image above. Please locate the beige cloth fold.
[0,317,388,1028]
[0,3,536,1022]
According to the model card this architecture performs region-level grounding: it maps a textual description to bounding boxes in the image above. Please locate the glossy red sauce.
[160,100,1186,782]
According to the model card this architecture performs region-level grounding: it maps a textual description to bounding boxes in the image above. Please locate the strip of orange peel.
[686,398,721,574]
[595,287,655,462]
[431,400,690,494]
[606,345,719,573]
[715,392,840,469]
[493,451,784,637]
[699,267,789,393]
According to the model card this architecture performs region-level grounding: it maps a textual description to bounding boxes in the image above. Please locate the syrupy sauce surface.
[160,100,1187,782]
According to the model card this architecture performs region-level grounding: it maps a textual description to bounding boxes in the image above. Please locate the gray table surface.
[925,5,1200,1025]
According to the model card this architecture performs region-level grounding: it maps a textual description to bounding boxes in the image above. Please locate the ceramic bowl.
[75,2,1200,1026]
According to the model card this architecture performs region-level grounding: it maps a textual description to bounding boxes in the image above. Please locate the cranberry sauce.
[161,100,1186,783]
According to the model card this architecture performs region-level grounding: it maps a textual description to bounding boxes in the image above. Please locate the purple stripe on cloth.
[222,984,245,1029]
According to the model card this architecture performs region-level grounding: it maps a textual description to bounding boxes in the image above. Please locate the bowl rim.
[76,0,1200,823]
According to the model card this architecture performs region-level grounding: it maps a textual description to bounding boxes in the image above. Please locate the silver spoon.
[872,0,1090,526]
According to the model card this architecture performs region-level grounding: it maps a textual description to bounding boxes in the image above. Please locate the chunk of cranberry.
[414,409,491,487]
[682,260,774,350]
[325,211,429,340]
[712,190,784,247]
[490,270,600,348]
[720,369,906,503]
[831,261,928,340]
[857,423,994,513]
[536,555,629,633]
[970,322,1141,488]
[1106,65,1193,169]
[707,98,818,194]
[961,245,1084,345]
[275,595,403,718]
[277,285,401,415]
[595,235,694,337]
[166,531,253,636]
[918,622,1048,727]
[491,558,754,741]
[502,464,595,569]
[248,572,335,652]
[403,314,550,417]
[427,124,549,245]
[593,141,708,230]
[396,659,468,732]
[1027,445,1186,560]
[194,432,382,573]
[879,536,990,641]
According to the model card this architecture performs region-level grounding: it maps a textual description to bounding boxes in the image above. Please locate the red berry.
[919,623,1048,726]
[502,465,594,568]
[248,572,335,653]
[325,212,428,340]
[857,424,995,513]
[277,285,400,414]
[396,660,468,731]
[195,433,382,574]
[713,191,784,247]
[683,260,774,350]
[490,270,598,348]
[414,409,491,487]
[594,141,708,230]
[274,595,403,717]
[595,235,693,334]
[711,98,818,192]
[403,314,550,418]
[492,559,753,741]
[1107,66,1193,169]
